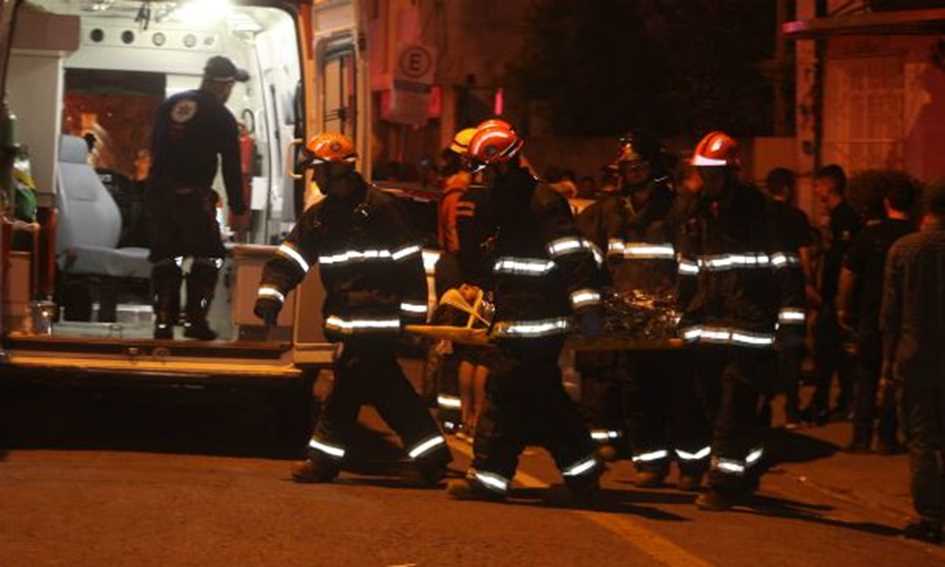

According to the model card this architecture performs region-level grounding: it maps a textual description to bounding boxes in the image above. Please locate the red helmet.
[468,122,524,166]
[691,131,739,167]
[476,118,514,131]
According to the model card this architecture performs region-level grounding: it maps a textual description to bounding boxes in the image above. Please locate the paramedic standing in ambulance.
[147,55,249,340]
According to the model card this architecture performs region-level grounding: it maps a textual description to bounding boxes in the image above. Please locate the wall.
[821,35,945,183]
[8,50,66,195]
[902,38,945,183]
[8,7,79,195]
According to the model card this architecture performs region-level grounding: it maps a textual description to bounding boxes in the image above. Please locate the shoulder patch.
[170,99,198,124]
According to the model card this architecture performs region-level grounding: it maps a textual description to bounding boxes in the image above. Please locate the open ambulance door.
[288,0,367,366]
[0,0,22,362]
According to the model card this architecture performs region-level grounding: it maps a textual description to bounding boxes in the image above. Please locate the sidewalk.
[770,418,913,521]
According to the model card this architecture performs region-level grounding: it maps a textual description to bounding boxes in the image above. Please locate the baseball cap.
[204,56,249,83]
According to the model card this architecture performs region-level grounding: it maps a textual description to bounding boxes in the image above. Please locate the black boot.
[904,520,944,544]
[844,427,873,454]
[183,258,220,341]
[291,459,340,483]
[151,259,182,340]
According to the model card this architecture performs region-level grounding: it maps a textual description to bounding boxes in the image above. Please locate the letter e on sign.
[398,46,433,82]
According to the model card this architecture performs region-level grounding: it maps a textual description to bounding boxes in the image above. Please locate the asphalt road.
[1,378,944,567]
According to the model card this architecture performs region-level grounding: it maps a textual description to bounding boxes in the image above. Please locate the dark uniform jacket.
[576,179,676,293]
[487,167,603,339]
[258,180,428,341]
[821,201,861,307]
[149,89,246,214]
[673,183,805,348]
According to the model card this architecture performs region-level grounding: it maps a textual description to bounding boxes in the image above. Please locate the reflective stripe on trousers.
[309,437,346,459]
[561,455,599,478]
[472,469,510,494]
[711,447,764,476]
[632,449,669,463]
[408,435,446,459]
[675,446,712,461]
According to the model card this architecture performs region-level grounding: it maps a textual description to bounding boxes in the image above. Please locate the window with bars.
[823,55,905,174]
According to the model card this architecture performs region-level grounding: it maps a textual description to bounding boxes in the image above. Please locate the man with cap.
[147,55,250,340]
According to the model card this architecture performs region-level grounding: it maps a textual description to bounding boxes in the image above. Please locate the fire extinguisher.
[227,117,256,240]
[238,123,255,213]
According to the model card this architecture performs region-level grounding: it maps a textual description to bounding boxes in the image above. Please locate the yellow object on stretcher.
[407,286,493,346]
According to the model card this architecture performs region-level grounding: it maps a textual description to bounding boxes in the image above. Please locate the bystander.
[880,181,945,544]
[838,170,918,453]
[804,164,861,424]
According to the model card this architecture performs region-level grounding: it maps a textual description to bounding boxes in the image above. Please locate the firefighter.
[676,131,805,510]
[254,133,452,486]
[576,131,711,490]
[446,120,604,504]
[148,56,249,340]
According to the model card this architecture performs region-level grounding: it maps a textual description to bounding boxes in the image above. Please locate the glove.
[254,296,282,326]
[577,307,604,339]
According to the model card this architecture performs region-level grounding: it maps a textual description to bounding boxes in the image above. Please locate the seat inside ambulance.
[7,0,302,341]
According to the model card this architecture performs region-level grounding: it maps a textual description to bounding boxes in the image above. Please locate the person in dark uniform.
[804,164,861,424]
[148,55,249,340]
[763,168,814,428]
[837,171,917,453]
[255,133,452,486]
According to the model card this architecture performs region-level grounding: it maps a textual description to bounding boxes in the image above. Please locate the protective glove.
[254,296,282,326]
[577,307,604,339]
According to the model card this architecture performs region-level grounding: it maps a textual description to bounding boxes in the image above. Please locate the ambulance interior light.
[173,0,231,25]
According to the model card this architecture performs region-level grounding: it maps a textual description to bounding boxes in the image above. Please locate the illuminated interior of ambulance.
[5,0,317,344]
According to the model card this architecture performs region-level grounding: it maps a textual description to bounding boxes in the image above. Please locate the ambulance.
[0,0,374,431]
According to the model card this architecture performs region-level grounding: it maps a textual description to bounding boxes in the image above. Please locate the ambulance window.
[322,43,356,142]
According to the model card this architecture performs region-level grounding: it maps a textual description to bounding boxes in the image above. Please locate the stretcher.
[417,286,684,351]
[404,325,684,351]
